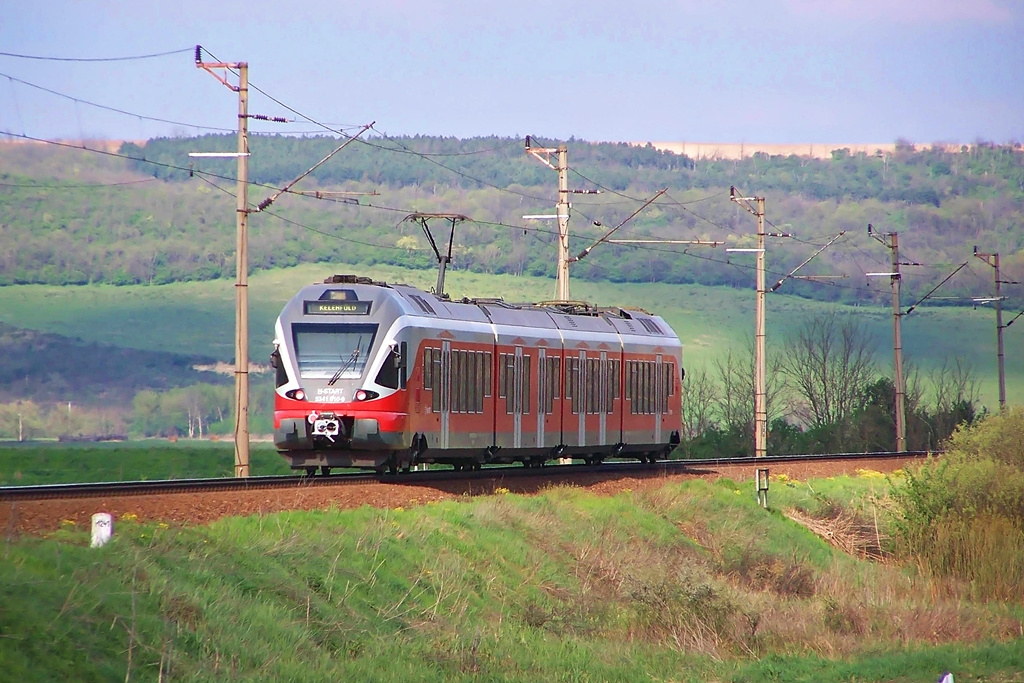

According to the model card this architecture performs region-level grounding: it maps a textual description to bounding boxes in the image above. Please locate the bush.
[890,408,1024,600]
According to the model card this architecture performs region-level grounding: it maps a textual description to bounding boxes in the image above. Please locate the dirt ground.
[1,456,921,537]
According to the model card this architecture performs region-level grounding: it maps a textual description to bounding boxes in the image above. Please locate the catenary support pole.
[890,232,906,452]
[196,50,250,476]
[730,188,768,458]
[235,63,250,477]
[868,225,906,452]
[974,250,1006,411]
[526,137,572,301]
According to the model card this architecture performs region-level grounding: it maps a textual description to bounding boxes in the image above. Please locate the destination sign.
[304,300,372,315]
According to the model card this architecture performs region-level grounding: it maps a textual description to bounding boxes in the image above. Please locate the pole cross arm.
[256,122,373,212]
[903,261,969,316]
[770,231,845,292]
[572,189,667,262]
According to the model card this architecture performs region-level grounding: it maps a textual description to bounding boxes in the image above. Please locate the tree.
[0,401,44,440]
[680,366,718,440]
[712,339,788,453]
[928,356,981,444]
[780,313,877,451]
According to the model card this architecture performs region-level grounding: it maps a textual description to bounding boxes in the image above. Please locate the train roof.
[307,274,677,339]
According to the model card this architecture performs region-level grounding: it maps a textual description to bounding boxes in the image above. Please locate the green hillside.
[0,263,1018,410]
[1,137,1021,309]
[2,136,1021,447]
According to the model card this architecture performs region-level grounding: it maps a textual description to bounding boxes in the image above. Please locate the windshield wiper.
[328,338,363,386]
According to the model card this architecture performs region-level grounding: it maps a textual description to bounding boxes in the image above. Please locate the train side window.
[270,348,288,388]
[564,358,573,414]
[375,346,401,389]
[636,361,643,414]
[474,352,482,411]
[462,350,471,413]
[663,363,673,410]
[622,360,630,413]
[457,350,464,413]
[542,356,559,414]
[522,354,531,415]
[424,347,434,390]
[566,357,579,415]
[456,350,464,413]
[639,361,648,415]
[584,358,595,414]
[647,361,655,414]
[467,351,475,413]
[469,351,477,413]
[450,351,458,412]
[643,360,651,413]
[604,359,614,414]
[551,357,561,401]
[611,359,620,413]
[483,352,492,399]
[497,353,507,399]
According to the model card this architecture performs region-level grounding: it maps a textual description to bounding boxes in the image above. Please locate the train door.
[497,345,532,450]
[439,340,451,449]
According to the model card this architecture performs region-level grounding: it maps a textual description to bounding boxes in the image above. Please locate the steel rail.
[0,451,934,502]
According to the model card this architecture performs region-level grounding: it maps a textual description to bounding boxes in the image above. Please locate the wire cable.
[0,71,235,133]
[0,48,193,62]
[0,178,159,189]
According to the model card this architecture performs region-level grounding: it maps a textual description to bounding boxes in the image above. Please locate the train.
[271,274,683,474]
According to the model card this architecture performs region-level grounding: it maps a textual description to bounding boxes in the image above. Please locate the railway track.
[1,451,932,535]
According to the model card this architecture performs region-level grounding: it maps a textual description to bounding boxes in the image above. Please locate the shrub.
[890,408,1024,600]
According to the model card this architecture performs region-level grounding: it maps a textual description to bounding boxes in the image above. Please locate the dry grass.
[785,506,888,561]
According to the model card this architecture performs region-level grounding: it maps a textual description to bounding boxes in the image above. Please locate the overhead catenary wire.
[0,130,928,303]
[3,54,727,237]
[4,77,1000,312]
[0,71,235,133]
[0,48,194,62]
[903,261,969,316]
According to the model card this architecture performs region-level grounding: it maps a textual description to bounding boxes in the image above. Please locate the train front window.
[292,323,377,381]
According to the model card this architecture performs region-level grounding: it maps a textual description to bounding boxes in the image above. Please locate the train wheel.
[304,467,317,477]
[320,466,332,476]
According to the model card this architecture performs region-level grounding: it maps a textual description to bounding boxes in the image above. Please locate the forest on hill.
[0,135,1022,309]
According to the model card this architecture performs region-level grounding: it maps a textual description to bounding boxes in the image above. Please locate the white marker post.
[90,513,113,548]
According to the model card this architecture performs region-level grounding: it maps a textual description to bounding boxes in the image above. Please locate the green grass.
[1,476,1022,682]
[0,262,1019,408]
[0,441,291,486]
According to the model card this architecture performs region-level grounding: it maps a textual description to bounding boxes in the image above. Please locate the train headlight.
[354,389,379,401]
[285,388,306,401]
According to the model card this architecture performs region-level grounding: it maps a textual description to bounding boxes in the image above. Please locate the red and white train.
[271,274,683,473]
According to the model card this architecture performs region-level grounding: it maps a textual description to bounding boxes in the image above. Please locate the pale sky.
[2,0,1022,144]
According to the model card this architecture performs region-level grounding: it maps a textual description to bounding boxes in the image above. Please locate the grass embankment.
[0,441,290,486]
[2,472,1022,682]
